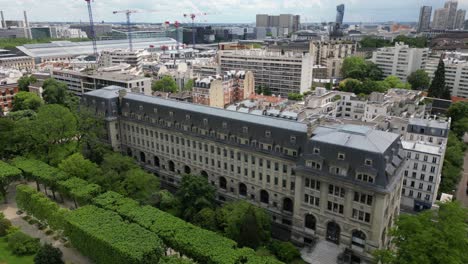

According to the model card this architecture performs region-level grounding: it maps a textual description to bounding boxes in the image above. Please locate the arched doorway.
[184,165,191,175]
[239,183,247,196]
[260,190,269,204]
[219,177,227,189]
[140,151,146,163]
[305,214,316,230]
[200,170,208,178]
[154,156,160,167]
[168,160,175,172]
[351,230,366,248]
[282,197,293,213]
[326,221,340,244]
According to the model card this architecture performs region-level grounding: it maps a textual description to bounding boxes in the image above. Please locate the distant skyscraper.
[455,9,466,29]
[433,8,449,30]
[336,4,345,25]
[417,6,432,32]
[255,14,300,36]
[444,0,458,29]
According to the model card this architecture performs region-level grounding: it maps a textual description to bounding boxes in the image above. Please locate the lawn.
[0,238,34,264]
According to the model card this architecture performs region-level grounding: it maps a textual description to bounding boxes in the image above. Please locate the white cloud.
[1,0,468,23]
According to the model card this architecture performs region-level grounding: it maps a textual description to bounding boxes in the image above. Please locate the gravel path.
[0,183,92,264]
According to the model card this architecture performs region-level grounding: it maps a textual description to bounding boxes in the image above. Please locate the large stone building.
[98,49,147,71]
[0,49,34,72]
[192,71,255,108]
[425,52,468,98]
[218,49,313,96]
[0,83,19,113]
[83,86,406,263]
[370,43,429,82]
[310,41,357,78]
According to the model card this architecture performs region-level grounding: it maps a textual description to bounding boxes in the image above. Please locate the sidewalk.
[0,183,92,264]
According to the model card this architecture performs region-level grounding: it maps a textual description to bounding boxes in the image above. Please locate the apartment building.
[425,53,468,98]
[218,49,313,96]
[83,86,406,263]
[98,49,146,71]
[371,43,429,82]
[310,41,357,78]
[192,71,255,108]
[0,83,18,113]
[52,69,151,96]
[0,49,34,72]
[400,118,450,211]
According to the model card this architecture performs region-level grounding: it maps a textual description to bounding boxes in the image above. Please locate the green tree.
[359,36,391,48]
[120,169,160,204]
[91,152,138,191]
[374,202,468,264]
[339,78,362,93]
[42,78,78,109]
[58,153,101,181]
[452,117,468,140]
[152,76,178,93]
[218,201,271,249]
[150,190,181,216]
[176,174,216,221]
[184,79,194,91]
[34,243,64,264]
[193,207,217,231]
[428,59,447,99]
[76,108,110,164]
[7,230,41,256]
[18,76,38,92]
[12,91,43,112]
[341,57,369,80]
[407,70,430,90]
[0,161,22,203]
[447,102,468,125]
[287,93,304,101]
[393,35,428,48]
[382,75,411,89]
[268,240,301,263]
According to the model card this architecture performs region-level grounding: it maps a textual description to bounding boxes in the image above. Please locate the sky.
[2,0,468,24]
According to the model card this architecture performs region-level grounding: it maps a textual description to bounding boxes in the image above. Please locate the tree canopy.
[152,76,178,93]
[184,79,194,91]
[34,243,64,264]
[58,153,101,181]
[42,78,78,109]
[12,92,43,112]
[374,202,468,264]
[341,56,383,81]
[428,59,451,99]
[18,76,37,92]
[176,174,216,221]
[407,70,430,90]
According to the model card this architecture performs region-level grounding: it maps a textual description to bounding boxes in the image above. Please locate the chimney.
[23,11,31,39]
[1,11,5,29]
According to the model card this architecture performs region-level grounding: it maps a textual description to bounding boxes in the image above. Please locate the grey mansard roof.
[312,125,400,154]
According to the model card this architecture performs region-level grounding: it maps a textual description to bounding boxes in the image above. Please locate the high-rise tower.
[417,6,432,32]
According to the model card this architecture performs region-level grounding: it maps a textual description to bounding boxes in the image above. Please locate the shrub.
[7,230,40,255]
[0,218,12,237]
[34,243,64,264]
[45,229,54,236]
[268,240,301,263]
[22,215,31,221]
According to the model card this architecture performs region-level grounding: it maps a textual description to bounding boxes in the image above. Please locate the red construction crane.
[84,0,98,58]
[183,12,209,48]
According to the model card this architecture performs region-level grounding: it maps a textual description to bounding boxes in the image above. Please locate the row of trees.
[152,76,194,93]
[360,35,428,49]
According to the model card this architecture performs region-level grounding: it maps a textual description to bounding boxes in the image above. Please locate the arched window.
[126,148,132,157]
[351,230,366,248]
[154,156,160,167]
[140,152,146,163]
[168,160,175,172]
[184,165,191,175]
[305,214,316,230]
[326,222,341,244]
[283,197,293,213]
[239,183,247,196]
[201,170,208,178]
[219,177,227,189]
[260,190,269,204]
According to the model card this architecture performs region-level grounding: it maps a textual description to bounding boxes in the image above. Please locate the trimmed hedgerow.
[16,185,67,230]
[57,177,101,206]
[64,205,164,264]
[93,191,283,264]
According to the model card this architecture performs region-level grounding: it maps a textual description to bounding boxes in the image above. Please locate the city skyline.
[1,0,468,24]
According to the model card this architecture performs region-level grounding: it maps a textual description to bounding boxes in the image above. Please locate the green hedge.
[16,185,67,230]
[57,177,101,206]
[64,205,164,264]
[93,192,283,264]
[12,158,68,187]
[0,160,21,179]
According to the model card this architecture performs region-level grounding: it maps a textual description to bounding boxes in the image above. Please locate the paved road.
[0,183,92,264]
[455,151,468,207]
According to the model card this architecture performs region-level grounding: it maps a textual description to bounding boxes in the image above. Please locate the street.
[455,151,468,207]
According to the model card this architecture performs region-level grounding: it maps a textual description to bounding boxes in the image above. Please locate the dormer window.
[356,173,375,184]
[338,153,345,160]
[185,114,190,120]
[139,105,143,111]
[365,159,373,166]
[222,122,227,129]
[265,130,271,138]
[154,108,158,113]
[203,118,208,125]
[290,136,296,143]
[243,126,248,133]
[169,111,174,117]
[313,148,320,154]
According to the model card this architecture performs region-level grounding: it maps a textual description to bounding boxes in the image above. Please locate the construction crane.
[183,13,209,48]
[113,10,139,51]
[84,0,98,58]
